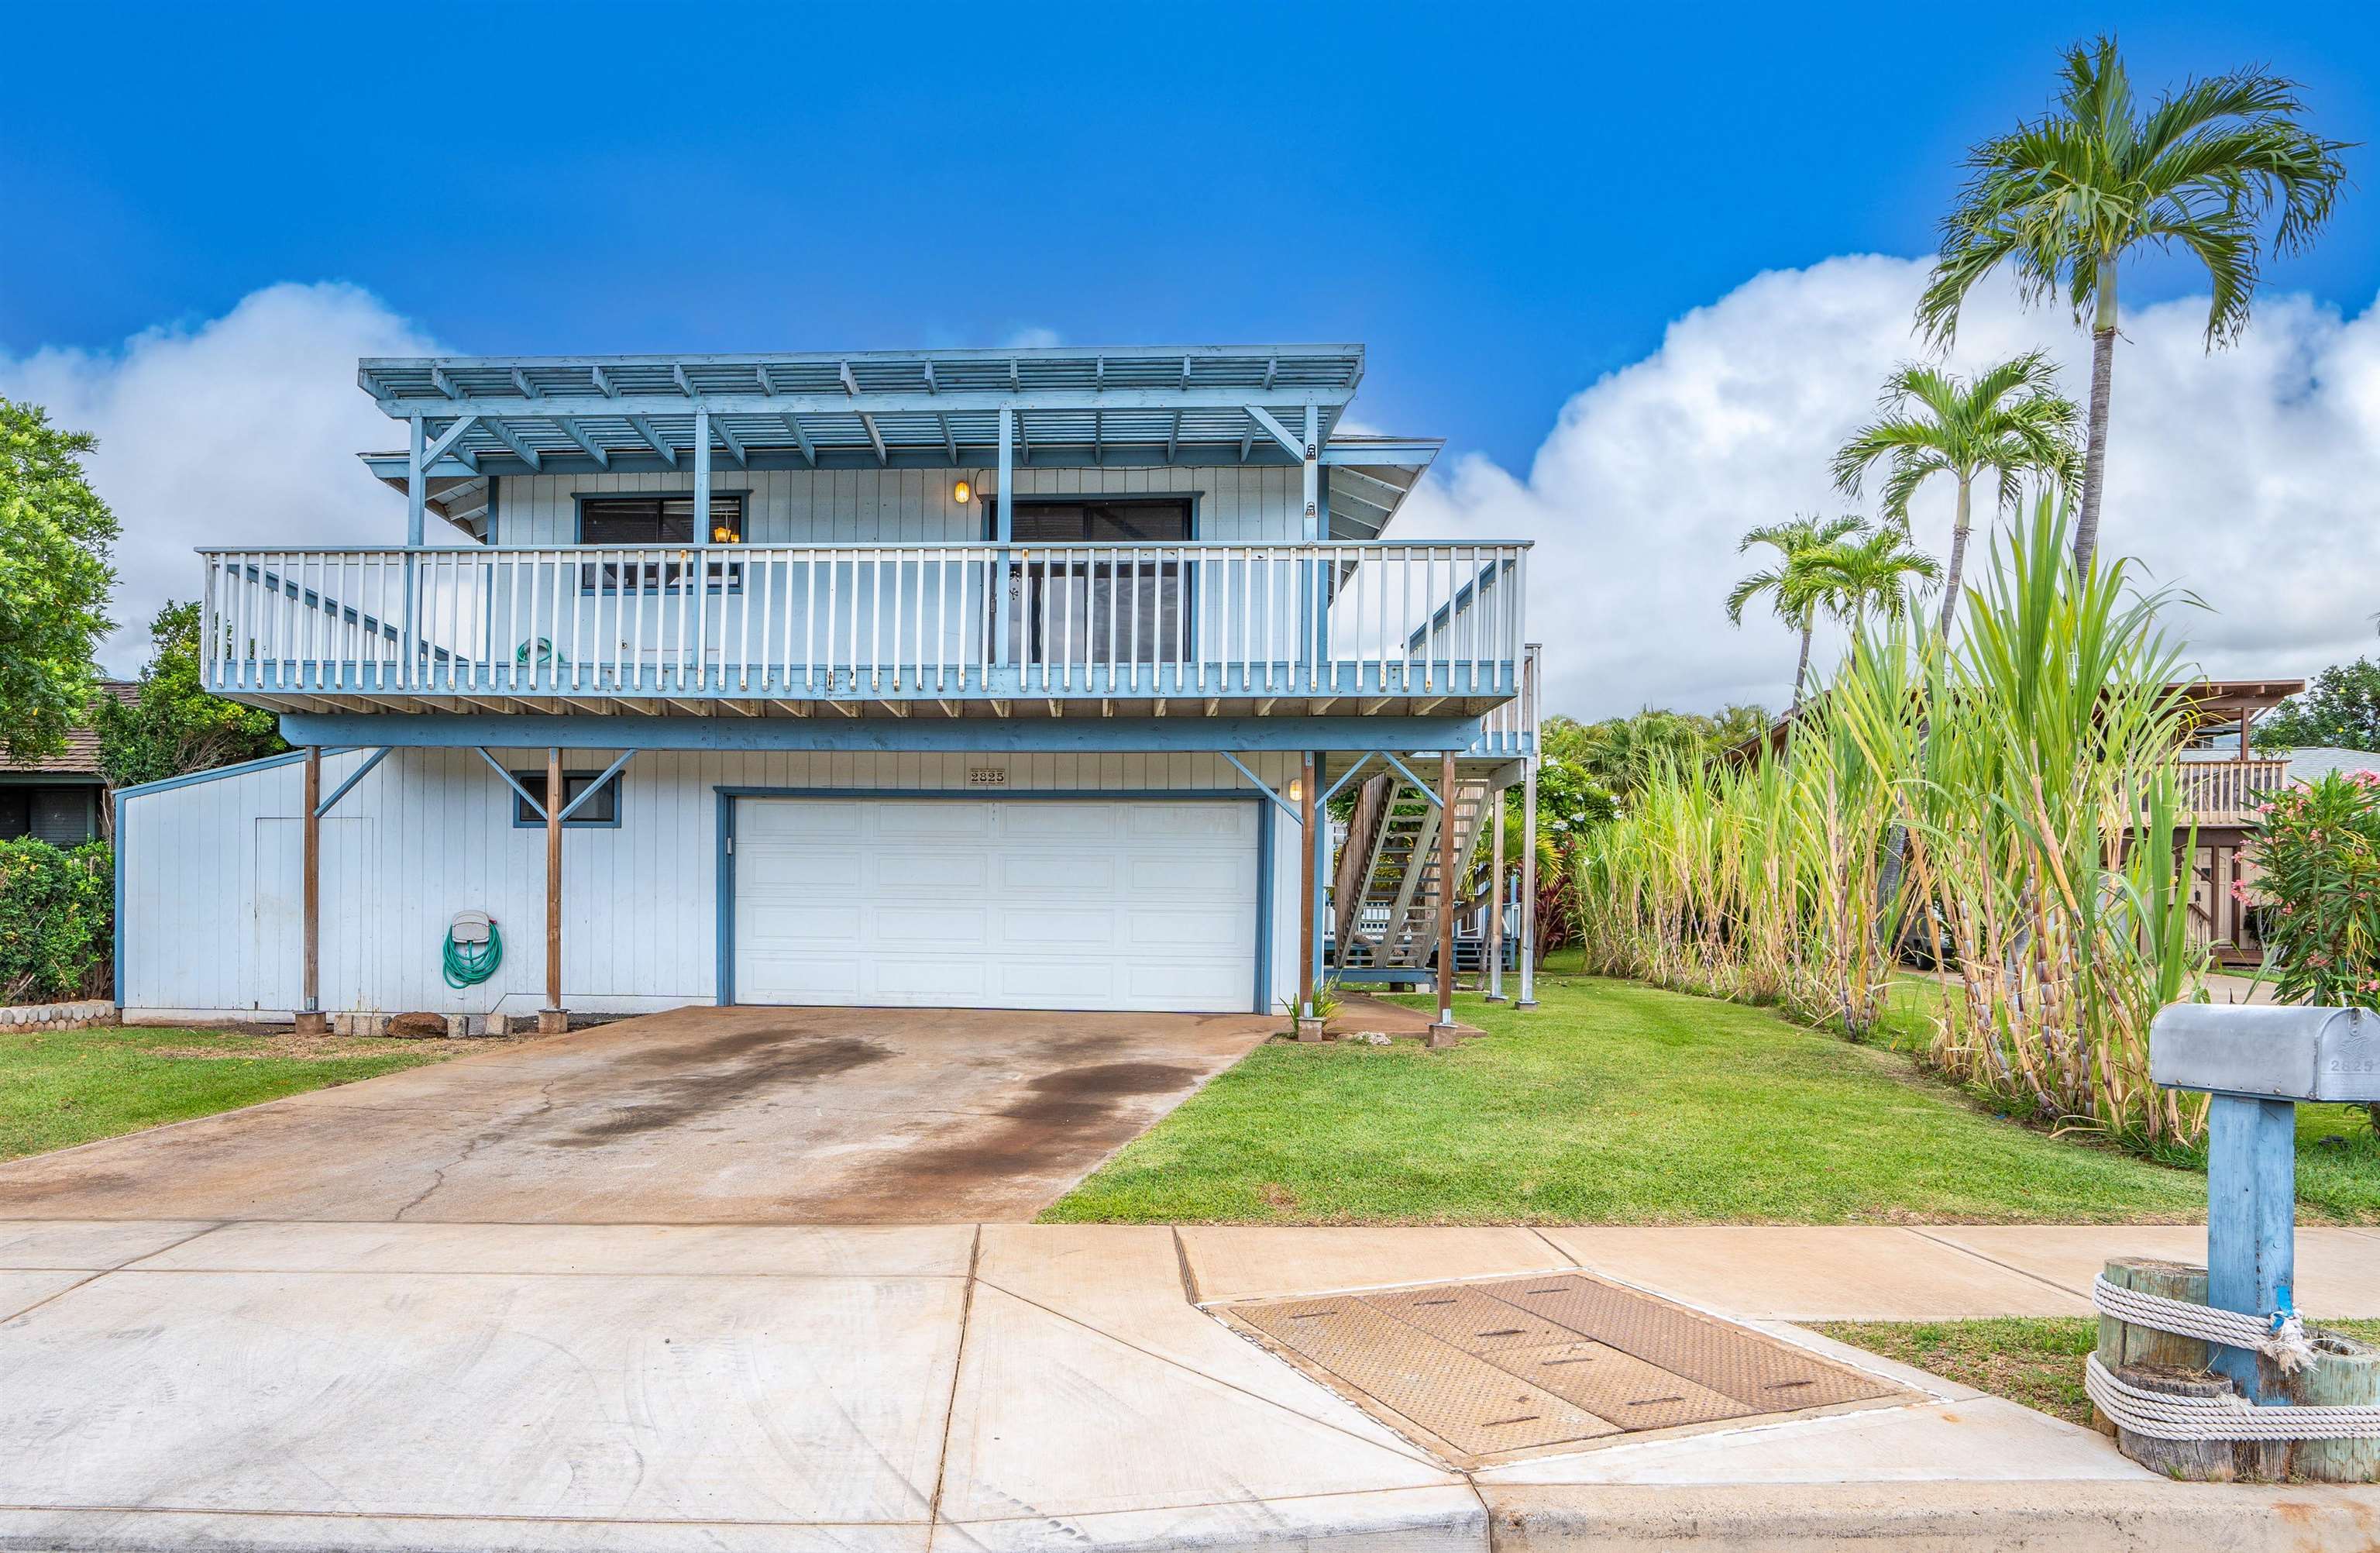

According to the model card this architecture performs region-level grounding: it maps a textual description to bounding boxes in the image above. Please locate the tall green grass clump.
[1576,498,2210,1151]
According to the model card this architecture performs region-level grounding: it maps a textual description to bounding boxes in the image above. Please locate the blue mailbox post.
[2150,1004,2380,1401]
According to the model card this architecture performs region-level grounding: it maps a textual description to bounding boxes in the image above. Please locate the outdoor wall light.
[952,479,973,505]
[1287,778,1302,802]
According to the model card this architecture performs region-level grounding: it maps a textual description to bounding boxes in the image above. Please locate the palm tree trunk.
[2076,257,2119,570]
[1790,625,1814,711]
[1936,474,1972,639]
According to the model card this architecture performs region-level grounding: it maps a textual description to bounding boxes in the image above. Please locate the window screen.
[1008,499,1192,543]
[576,494,745,590]
[511,770,622,827]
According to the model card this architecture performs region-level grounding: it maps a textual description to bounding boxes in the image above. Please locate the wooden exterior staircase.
[1330,768,1494,972]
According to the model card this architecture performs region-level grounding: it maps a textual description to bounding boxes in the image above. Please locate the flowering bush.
[2247,770,2380,1131]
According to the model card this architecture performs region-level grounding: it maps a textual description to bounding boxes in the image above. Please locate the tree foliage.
[0,838,113,1004]
[1917,36,2350,568]
[2245,770,2380,1133]
[1832,353,2080,635]
[95,601,287,787]
[0,400,118,765]
[2253,659,2380,752]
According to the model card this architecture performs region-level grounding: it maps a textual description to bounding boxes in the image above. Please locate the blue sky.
[5,1,2375,471]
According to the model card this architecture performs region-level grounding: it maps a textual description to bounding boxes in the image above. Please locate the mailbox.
[2150,1004,2380,1104]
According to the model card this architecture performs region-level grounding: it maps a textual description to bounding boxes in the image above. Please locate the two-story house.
[115,345,1542,1035]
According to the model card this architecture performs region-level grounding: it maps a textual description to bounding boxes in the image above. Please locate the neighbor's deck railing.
[2172,757,2292,826]
[198,542,1530,704]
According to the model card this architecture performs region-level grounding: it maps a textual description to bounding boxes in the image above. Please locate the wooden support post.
[540,746,566,1034]
[1517,753,1539,1007]
[995,408,1015,666]
[1485,795,1507,1002]
[2207,1094,2297,1402]
[295,746,327,1035]
[1297,752,1320,1039]
[1428,750,1460,1049]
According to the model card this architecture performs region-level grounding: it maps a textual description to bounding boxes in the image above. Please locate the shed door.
[731,797,1260,1012]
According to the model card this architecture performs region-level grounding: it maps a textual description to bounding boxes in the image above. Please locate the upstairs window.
[577,493,745,591]
[1007,498,1192,543]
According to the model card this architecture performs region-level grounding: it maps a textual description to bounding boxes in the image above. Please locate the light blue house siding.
[115,746,1303,1023]
[490,463,1305,545]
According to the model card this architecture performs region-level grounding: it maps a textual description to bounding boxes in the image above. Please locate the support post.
[403,417,424,687]
[1301,405,1319,539]
[1518,753,1539,1007]
[2206,1094,2298,1402]
[406,415,426,546]
[995,408,1016,666]
[1297,751,1319,1038]
[693,410,712,693]
[295,746,327,1034]
[540,746,566,1034]
[1312,752,1330,996]
[1428,750,1460,1049]
[1486,793,1507,1001]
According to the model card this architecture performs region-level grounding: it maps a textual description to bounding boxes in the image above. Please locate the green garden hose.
[442,921,504,989]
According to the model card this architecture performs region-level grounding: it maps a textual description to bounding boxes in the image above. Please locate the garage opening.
[727,796,1264,1013]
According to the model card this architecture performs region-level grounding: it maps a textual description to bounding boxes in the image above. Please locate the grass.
[1816,1317,2380,1426]
[1047,955,2275,1225]
[1,1024,462,1162]
[1878,973,2380,1222]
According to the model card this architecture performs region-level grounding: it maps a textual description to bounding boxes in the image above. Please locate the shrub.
[2247,770,2380,1134]
[0,837,113,1004]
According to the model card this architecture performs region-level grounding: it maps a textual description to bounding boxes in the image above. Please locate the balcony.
[199,542,1531,726]
[2172,756,2293,827]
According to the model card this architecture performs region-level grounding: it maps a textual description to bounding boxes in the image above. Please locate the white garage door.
[731,797,1261,1013]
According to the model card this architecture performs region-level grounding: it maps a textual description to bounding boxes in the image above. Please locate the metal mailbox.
[2150,1004,2380,1104]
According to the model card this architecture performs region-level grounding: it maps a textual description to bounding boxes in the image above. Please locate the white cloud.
[1,282,443,673]
[1397,256,2380,721]
[1000,325,1064,350]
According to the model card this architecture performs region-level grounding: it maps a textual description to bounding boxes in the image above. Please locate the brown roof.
[0,682,136,778]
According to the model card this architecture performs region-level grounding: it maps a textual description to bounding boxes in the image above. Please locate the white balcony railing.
[198,542,1529,708]
[2172,757,2292,825]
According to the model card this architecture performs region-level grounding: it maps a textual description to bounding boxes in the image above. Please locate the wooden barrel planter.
[2095,1257,2379,1482]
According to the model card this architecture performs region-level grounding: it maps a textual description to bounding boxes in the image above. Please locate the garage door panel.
[1129,855,1244,896]
[878,804,994,838]
[997,959,1121,1004]
[875,851,989,892]
[998,908,1116,947]
[870,956,993,1000]
[998,804,1119,839]
[734,796,1259,1013]
[742,847,866,888]
[870,904,992,944]
[1130,805,1250,838]
[1000,855,1115,894]
[749,801,863,839]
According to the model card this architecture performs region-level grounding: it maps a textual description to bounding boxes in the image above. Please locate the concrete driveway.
[0,1006,1275,1223]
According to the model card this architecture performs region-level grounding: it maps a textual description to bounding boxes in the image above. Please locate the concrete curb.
[1481,1480,2380,1551]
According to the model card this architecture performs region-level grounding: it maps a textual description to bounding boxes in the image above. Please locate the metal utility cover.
[1224,1270,1909,1466]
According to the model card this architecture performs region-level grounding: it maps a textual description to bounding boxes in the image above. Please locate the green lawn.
[1047,959,2380,1225]
[1816,1317,2380,1426]
[2,1024,461,1162]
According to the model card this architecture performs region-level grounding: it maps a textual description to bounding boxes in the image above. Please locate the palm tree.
[1915,36,2349,570]
[1814,527,1942,639]
[1831,354,2079,638]
[1727,515,1865,710]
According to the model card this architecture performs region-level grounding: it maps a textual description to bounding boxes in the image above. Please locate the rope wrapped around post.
[2088,1276,2380,1443]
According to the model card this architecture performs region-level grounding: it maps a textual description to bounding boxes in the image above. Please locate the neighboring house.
[116,344,1542,1027]
[1,682,134,846]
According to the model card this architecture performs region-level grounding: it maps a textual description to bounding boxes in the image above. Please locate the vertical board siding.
[119,747,1301,1019]
[499,465,1301,546]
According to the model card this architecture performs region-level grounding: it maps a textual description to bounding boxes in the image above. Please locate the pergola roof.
[358,343,1439,539]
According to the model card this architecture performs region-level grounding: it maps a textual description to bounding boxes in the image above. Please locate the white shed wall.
[118,747,1303,1022]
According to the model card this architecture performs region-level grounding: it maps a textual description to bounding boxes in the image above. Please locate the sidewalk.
[4,1220,2377,1551]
